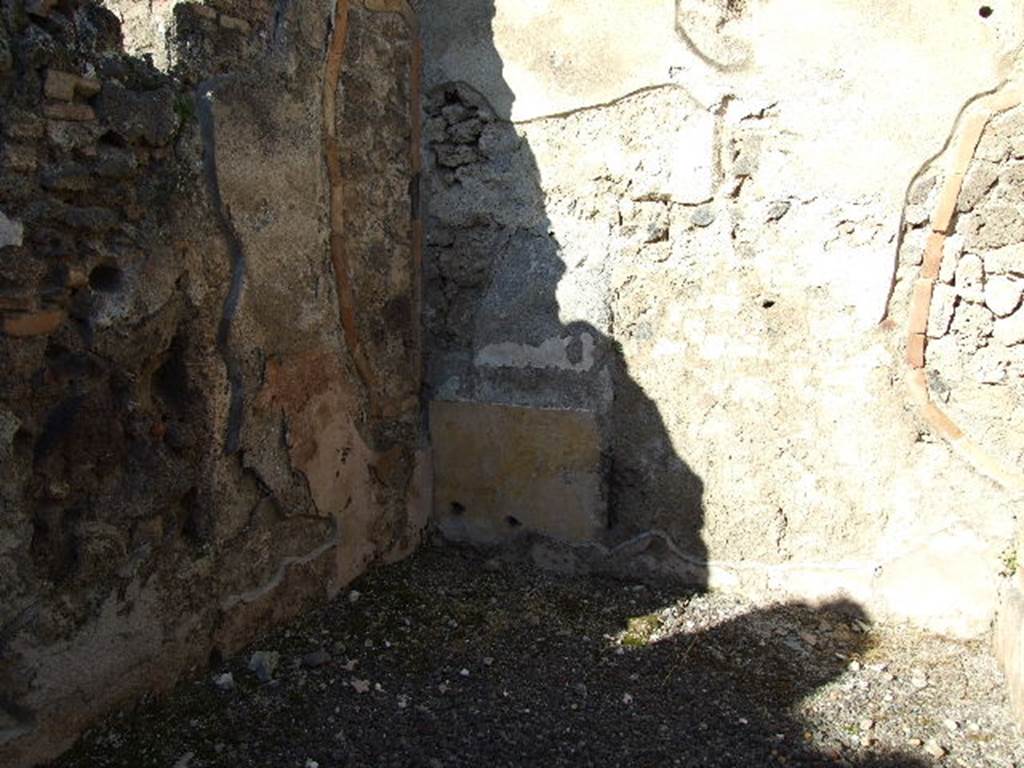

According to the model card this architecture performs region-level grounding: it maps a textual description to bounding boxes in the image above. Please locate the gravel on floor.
[50,545,1024,768]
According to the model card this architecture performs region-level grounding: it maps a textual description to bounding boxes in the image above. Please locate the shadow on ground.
[50,547,931,768]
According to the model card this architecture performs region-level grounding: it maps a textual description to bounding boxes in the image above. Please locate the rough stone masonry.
[3,0,1024,765]
[416,0,1024,726]
[0,1,424,765]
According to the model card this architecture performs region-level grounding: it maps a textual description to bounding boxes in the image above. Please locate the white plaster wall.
[421,0,1024,637]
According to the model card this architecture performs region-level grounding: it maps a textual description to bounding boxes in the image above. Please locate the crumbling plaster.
[420,0,1024,642]
[0,1,425,765]
[5,0,1024,760]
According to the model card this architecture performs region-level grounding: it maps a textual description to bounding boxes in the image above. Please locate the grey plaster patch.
[0,407,19,458]
[0,210,24,249]
[475,333,595,372]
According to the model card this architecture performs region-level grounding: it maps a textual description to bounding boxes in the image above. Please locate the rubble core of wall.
[0,1,424,765]
[418,0,1024,655]
[936,101,1024,730]
[889,86,1024,728]
[902,103,1024,475]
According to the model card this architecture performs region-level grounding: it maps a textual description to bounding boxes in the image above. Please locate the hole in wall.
[505,515,522,528]
[12,427,33,460]
[98,130,128,148]
[449,501,465,516]
[88,264,123,293]
[33,395,84,462]
[979,5,994,18]
[41,265,67,298]
[30,505,81,583]
[176,487,206,545]
[153,335,191,410]
[762,299,776,309]
[409,173,421,220]
[208,646,224,668]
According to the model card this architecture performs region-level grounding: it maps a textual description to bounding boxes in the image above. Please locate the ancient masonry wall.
[893,74,1024,730]
[0,2,425,765]
[419,0,1024,661]
[4,0,1024,758]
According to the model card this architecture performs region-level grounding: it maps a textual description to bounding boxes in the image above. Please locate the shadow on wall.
[421,0,707,583]
[418,4,927,766]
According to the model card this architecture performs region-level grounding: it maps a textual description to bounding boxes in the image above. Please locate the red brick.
[920,232,945,280]
[75,76,101,99]
[3,309,64,337]
[66,267,88,289]
[219,15,251,33]
[43,102,96,122]
[907,279,934,335]
[905,369,929,407]
[44,70,78,101]
[0,296,34,311]
[922,403,963,441]
[906,333,926,369]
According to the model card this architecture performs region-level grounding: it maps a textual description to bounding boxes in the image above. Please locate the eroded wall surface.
[0,1,424,764]
[420,0,1024,645]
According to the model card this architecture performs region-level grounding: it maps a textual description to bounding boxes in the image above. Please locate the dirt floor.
[50,545,1024,768]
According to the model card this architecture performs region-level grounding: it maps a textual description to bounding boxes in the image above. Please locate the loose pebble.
[925,740,947,759]
[213,672,234,691]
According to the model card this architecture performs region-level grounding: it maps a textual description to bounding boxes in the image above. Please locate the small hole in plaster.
[450,501,465,516]
[980,5,994,18]
[13,427,32,457]
[88,264,123,293]
[505,515,522,528]
[762,299,776,309]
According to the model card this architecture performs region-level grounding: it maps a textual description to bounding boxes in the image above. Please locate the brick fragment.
[0,296,34,311]
[922,403,963,441]
[75,76,101,99]
[931,178,962,234]
[3,144,37,174]
[905,369,929,408]
[920,232,945,280]
[908,279,934,335]
[219,15,252,33]
[5,113,45,141]
[67,267,88,289]
[44,103,96,122]
[25,0,56,18]
[45,70,78,101]
[3,309,64,337]
[906,333,926,369]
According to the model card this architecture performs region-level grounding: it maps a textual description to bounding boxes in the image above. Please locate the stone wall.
[419,0,1024,645]
[4,0,1024,758]
[0,1,424,765]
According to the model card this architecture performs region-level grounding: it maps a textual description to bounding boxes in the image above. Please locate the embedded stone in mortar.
[0,210,24,249]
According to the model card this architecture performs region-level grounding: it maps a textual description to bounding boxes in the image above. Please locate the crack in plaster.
[196,78,247,455]
[219,531,338,611]
[513,83,705,126]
